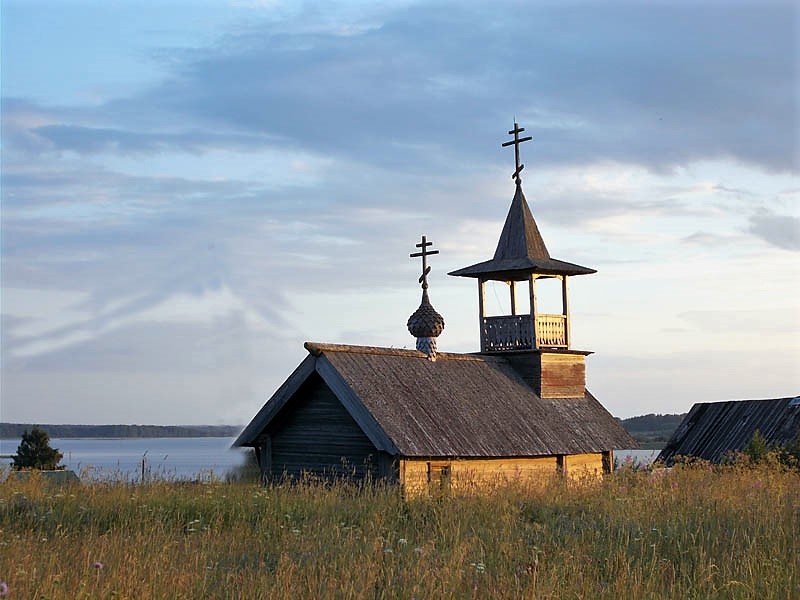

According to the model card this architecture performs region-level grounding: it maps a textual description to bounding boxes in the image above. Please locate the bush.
[743,429,770,463]
[12,427,63,470]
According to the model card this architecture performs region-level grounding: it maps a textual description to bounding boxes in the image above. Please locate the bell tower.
[448,123,596,398]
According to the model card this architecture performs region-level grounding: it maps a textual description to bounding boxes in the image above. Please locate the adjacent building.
[657,396,800,465]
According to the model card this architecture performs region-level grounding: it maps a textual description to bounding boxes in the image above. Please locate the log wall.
[263,375,390,482]
[502,351,586,398]
[400,456,559,498]
[564,453,604,480]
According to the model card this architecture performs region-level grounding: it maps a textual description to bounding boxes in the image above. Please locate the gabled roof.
[234,342,635,457]
[448,184,595,280]
[657,397,800,465]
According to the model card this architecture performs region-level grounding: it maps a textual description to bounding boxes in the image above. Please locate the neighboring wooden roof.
[657,397,800,465]
[235,342,635,457]
[449,185,596,280]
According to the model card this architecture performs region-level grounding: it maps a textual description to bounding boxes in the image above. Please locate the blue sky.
[2,0,798,425]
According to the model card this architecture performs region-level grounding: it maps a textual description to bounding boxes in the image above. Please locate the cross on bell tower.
[502,122,532,185]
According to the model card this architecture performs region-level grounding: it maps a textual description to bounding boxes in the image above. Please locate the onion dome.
[407,289,445,359]
[408,235,445,361]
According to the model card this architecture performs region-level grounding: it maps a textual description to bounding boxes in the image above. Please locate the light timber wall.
[564,453,604,480]
[400,456,559,497]
[539,353,586,398]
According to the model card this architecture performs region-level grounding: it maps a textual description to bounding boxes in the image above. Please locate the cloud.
[6,3,794,174]
[682,231,743,247]
[678,308,800,334]
[32,124,277,156]
[111,1,794,173]
[747,211,800,251]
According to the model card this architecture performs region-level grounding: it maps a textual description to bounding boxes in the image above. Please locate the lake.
[0,437,659,480]
[0,437,251,480]
[615,448,661,466]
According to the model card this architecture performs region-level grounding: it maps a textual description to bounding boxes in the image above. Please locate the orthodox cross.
[501,122,533,184]
[410,235,438,290]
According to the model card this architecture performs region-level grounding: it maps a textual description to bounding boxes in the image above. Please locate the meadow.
[1,459,797,599]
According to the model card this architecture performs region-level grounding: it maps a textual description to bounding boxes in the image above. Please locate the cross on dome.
[410,235,439,290]
[501,122,533,185]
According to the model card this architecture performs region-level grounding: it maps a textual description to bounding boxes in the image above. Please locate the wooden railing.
[482,314,567,351]
[482,315,533,351]
[535,314,567,348]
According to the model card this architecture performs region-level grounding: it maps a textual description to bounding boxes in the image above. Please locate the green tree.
[743,429,770,463]
[12,427,63,470]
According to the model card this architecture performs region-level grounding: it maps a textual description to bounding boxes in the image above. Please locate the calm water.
[1,437,657,480]
[0,437,250,480]
[615,448,661,466]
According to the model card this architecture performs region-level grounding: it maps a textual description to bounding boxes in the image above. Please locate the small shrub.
[743,429,770,463]
[12,426,63,471]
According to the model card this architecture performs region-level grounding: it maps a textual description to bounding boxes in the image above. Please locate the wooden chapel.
[234,123,635,495]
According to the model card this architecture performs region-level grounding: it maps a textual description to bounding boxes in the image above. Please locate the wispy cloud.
[747,210,800,251]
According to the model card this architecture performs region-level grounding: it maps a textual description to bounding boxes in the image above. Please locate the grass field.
[1,459,798,599]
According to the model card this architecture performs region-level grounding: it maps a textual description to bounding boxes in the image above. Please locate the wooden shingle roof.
[657,397,800,465]
[235,342,635,457]
[449,185,595,280]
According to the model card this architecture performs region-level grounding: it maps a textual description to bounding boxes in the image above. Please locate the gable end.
[264,373,392,481]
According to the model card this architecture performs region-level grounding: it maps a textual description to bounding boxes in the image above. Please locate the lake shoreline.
[0,423,243,439]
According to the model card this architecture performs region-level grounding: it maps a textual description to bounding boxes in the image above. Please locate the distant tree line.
[619,413,687,449]
[0,423,242,439]
[621,413,686,433]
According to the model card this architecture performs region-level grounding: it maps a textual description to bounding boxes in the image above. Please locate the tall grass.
[1,461,797,599]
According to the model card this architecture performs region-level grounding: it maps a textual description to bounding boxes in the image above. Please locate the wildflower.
[93,561,104,570]
[0,582,8,596]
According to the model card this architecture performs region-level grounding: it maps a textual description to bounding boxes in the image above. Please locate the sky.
[1,0,798,426]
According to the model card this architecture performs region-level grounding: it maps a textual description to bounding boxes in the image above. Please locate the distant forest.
[620,413,687,448]
[1,415,684,447]
[0,423,242,439]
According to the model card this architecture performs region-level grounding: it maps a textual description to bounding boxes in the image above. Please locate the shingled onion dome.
[407,289,445,360]
[407,235,445,361]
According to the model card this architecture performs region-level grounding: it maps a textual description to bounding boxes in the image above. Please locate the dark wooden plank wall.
[265,374,391,482]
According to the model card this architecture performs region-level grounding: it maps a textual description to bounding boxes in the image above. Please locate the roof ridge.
[303,341,491,362]
[696,397,798,405]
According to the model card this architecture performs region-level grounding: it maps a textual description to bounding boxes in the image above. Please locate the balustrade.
[535,314,567,348]
[482,314,567,351]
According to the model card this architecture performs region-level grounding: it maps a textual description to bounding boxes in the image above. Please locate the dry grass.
[1,460,798,599]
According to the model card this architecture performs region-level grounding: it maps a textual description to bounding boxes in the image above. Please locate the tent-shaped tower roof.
[448,183,595,281]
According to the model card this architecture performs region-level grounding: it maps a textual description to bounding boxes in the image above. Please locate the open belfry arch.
[234,123,636,495]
